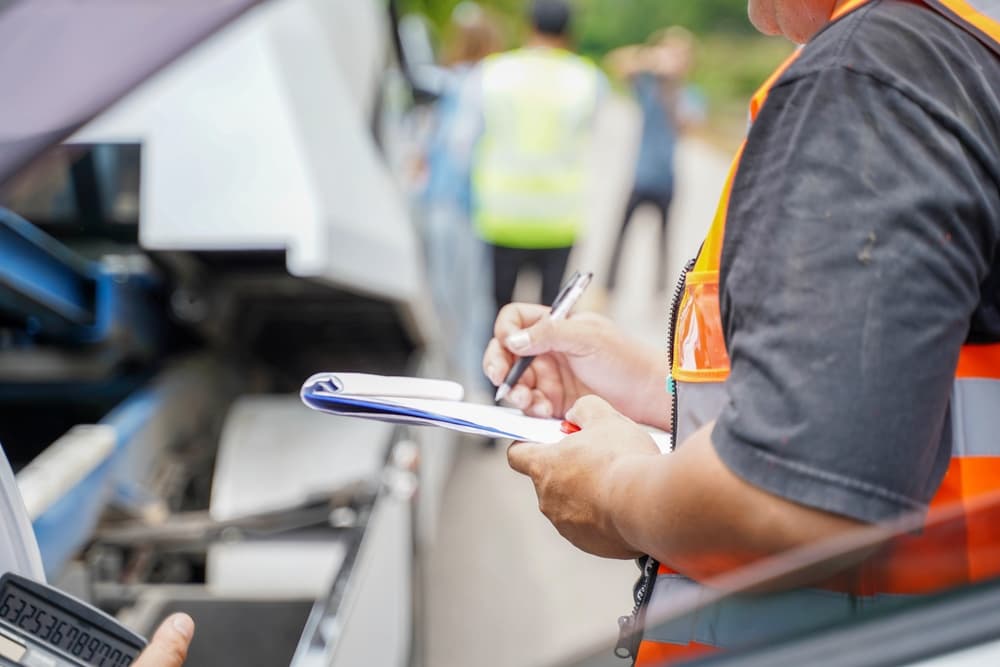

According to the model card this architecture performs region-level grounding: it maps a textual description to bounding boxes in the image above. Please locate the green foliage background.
[398,0,758,41]
[398,0,794,146]
[576,0,758,50]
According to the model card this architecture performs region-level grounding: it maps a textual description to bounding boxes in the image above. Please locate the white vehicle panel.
[73,0,425,305]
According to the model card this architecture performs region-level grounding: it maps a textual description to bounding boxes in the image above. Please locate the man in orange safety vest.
[483,0,1000,663]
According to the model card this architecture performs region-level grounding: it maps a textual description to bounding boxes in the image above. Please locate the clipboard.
[301,373,672,450]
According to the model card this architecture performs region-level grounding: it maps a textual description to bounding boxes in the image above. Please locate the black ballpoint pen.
[494,271,594,403]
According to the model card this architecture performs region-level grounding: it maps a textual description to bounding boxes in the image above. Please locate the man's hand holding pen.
[494,271,594,404]
[485,303,601,418]
[483,302,673,430]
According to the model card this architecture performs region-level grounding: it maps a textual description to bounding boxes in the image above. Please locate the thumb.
[505,317,595,357]
[566,395,621,428]
[134,614,194,667]
[507,441,547,477]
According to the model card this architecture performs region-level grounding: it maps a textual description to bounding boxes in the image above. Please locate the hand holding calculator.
[0,573,146,667]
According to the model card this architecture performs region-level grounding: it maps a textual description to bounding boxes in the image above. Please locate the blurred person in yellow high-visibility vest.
[456,0,606,310]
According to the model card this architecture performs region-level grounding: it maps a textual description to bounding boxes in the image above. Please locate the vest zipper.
[615,554,659,660]
[667,257,696,451]
[615,258,696,662]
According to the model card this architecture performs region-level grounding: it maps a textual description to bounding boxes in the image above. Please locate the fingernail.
[506,330,530,352]
[537,403,553,418]
[172,614,194,640]
[511,386,530,407]
[486,364,496,383]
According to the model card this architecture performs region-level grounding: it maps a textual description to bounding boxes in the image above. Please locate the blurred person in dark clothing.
[605,27,704,294]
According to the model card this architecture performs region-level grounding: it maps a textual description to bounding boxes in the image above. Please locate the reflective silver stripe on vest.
[643,574,912,648]
[676,378,1000,459]
[657,376,1000,650]
[674,381,728,445]
[951,378,1000,457]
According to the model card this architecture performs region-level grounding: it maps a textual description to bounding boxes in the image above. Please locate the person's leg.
[607,190,644,290]
[491,244,522,311]
[461,234,497,392]
[656,192,674,293]
[539,246,573,306]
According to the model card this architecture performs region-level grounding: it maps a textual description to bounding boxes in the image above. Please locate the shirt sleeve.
[712,65,1000,523]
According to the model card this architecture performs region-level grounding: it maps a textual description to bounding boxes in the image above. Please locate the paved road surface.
[425,97,732,667]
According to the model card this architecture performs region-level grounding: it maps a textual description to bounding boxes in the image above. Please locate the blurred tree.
[397,0,522,42]
[396,0,790,149]
[577,0,755,56]
[397,0,755,54]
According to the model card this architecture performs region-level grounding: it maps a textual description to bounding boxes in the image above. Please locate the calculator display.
[0,580,141,667]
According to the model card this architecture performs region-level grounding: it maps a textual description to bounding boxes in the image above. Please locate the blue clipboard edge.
[301,384,523,441]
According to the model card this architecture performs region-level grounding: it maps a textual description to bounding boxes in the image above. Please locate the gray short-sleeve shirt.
[712,0,1000,523]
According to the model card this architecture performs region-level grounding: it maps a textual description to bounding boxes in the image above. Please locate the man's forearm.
[606,337,671,430]
[606,422,863,581]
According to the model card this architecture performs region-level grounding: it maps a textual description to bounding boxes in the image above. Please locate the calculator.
[0,573,146,667]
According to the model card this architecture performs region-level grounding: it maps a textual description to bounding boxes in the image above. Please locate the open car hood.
[0,0,261,187]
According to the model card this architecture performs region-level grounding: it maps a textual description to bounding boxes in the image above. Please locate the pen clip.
[550,271,581,311]
[549,271,593,320]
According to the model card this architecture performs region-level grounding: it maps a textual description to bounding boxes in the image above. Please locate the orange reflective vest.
[624,1,1000,664]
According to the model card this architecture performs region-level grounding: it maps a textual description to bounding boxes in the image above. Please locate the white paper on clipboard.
[300,373,672,451]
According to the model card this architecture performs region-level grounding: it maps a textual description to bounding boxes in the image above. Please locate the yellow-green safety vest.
[473,47,602,249]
